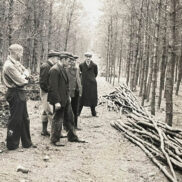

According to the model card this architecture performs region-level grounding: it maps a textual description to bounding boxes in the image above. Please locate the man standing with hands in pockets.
[67,55,82,129]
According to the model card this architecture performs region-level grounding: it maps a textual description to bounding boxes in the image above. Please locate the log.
[100,84,182,181]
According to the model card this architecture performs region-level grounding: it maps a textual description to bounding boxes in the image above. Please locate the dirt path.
[0,78,181,182]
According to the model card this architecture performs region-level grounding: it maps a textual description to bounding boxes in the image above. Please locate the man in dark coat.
[39,50,59,136]
[48,52,81,146]
[78,52,98,116]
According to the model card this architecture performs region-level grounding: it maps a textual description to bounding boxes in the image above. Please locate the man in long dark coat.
[78,52,98,116]
[48,52,82,146]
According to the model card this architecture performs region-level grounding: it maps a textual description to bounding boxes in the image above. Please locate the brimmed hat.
[59,52,72,59]
[48,50,60,58]
[84,52,92,57]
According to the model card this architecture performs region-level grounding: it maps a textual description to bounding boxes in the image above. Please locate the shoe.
[41,131,50,136]
[31,144,37,148]
[23,143,37,149]
[75,127,81,131]
[92,112,97,117]
[60,133,67,138]
[91,107,97,116]
[68,138,86,143]
[51,141,65,147]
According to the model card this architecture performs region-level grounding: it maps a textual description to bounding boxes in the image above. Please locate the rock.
[43,155,50,162]
[18,149,24,152]
[17,165,29,173]
[0,150,3,153]
[45,146,49,150]
[19,180,29,182]
[148,172,156,177]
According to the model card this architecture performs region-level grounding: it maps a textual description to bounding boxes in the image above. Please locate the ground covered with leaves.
[0,77,182,182]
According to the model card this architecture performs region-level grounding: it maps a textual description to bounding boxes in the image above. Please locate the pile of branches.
[26,73,40,101]
[100,84,182,182]
[0,90,9,127]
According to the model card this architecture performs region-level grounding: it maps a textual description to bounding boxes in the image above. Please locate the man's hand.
[23,69,30,78]
[55,103,61,111]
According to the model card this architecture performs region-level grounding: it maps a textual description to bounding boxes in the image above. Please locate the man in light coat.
[2,44,34,150]
[67,55,82,129]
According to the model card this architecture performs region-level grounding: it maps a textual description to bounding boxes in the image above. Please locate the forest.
[0,0,182,182]
[96,0,182,127]
[0,0,181,126]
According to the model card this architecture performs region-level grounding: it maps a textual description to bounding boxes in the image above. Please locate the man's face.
[62,57,69,67]
[86,56,91,61]
[15,49,23,61]
[50,56,59,64]
[69,59,76,67]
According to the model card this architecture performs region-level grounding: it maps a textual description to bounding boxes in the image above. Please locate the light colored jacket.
[66,66,82,98]
[2,56,29,88]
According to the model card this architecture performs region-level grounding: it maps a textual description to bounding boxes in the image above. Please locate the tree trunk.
[151,0,162,115]
[64,0,76,51]
[165,0,178,126]
[158,1,168,109]
[176,37,182,95]
[8,0,14,46]
[48,0,53,51]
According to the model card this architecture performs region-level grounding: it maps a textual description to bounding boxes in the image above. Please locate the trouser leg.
[91,106,96,116]
[71,91,79,127]
[40,90,53,133]
[21,101,32,148]
[6,90,31,150]
[78,101,83,116]
[64,102,78,141]
[50,107,64,143]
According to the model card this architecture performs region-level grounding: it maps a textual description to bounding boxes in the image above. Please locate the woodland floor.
[0,77,182,182]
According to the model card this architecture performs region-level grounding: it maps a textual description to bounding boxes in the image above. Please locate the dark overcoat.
[39,60,53,93]
[47,63,69,107]
[79,61,98,107]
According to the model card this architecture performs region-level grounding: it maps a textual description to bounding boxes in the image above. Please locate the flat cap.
[48,50,60,58]
[69,55,79,61]
[84,52,92,57]
[73,55,79,59]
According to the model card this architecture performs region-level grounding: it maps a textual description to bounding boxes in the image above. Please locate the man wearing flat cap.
[78,52,98,116]
[48,52,81,146]
[39,50,59,136]
[67,55,82,129]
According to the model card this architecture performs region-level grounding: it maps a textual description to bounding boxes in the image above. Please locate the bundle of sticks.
[100,84,182,182]
[0,91,9,127]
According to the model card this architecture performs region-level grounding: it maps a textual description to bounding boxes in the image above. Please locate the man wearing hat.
[39,50,59,136]
[66,55,82,129]
[48,52,81,146]
[78,52,98,116]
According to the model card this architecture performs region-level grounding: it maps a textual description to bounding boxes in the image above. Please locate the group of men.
[2,44,98,150]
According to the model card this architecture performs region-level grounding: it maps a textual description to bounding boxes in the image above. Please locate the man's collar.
[47,59,54,66]
[8,55,17,64]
